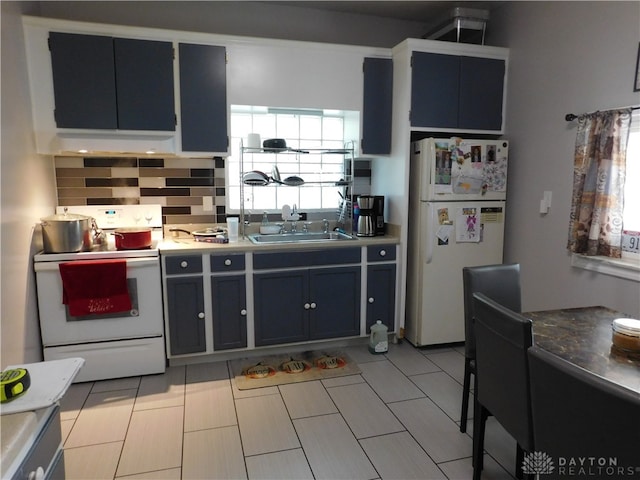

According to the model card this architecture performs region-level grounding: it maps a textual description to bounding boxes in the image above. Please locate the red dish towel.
[59,259,132,316]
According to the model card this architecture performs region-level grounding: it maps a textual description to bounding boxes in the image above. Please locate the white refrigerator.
[406,137,509,346]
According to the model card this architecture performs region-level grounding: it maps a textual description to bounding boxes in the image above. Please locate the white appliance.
[406,138,509,346]
[34,205,166,382]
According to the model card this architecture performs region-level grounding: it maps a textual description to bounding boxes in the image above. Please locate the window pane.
[623,127,639,231]
[228,106,355,212]
[300,116,322,139]
[323,117,344,140]
[276,114,299,138]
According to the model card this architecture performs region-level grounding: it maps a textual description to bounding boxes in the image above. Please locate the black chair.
[472,292,533,480]
[528,346,640,480]
[460,263,521,433]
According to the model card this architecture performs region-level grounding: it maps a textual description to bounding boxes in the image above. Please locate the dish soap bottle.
[368,320,388,354]
[262,211,269,225]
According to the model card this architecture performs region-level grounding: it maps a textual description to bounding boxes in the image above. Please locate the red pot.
[112,228,152,250]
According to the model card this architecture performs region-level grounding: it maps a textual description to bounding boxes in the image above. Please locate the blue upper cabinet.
[458,56,505,131]
[49,32,175,131]
[49,32,118,129]
[362,57,393,155]
[113,38,175,131]
[411,52,460,129]
[410,51,505,132]
[179,43,228,153]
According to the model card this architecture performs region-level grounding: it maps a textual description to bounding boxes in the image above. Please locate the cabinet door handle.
[180,260,188,268]
[240,309,247,316]
[379,249,386,257]
[310,302,317,309]
[198,312,205,319]
[224,259,232,266]
[368,297,374,303]
[304,303,311,310]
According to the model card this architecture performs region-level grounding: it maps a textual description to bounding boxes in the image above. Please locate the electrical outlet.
[203,196,213,211]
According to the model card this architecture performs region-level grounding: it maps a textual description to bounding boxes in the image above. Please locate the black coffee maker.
[357,195,375,237]
[357,195,385,236]
[372,195,385,235]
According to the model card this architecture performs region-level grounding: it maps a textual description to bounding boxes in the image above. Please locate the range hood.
[423,7,490,45]
[53,130,177,156]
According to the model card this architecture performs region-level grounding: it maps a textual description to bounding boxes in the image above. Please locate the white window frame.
[226,106,357,214]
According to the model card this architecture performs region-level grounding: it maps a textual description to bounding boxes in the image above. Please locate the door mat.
[229,349,361,390]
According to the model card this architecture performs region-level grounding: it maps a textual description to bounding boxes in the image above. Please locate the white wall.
[1,1,58,365]
[488,1,640,315]
[37,0,427,49]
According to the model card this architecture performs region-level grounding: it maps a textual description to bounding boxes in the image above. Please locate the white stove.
[34,204,163,262]
[34,205,166,382]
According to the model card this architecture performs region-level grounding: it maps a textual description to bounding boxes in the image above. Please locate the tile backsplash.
[55,155,372,226]
[55,156,226,224]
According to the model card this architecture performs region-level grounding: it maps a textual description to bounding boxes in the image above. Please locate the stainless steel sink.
[247,231,356,244]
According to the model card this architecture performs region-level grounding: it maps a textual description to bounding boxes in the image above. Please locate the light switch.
[203,196,213,211]
[540,191,552,214]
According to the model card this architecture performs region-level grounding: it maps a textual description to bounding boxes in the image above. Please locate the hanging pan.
[242,170,270,186]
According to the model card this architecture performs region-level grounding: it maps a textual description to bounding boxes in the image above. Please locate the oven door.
[35,257,163,346]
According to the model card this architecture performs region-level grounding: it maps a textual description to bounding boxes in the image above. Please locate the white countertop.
[158,233,400,254]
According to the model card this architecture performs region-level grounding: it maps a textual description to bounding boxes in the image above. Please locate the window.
[572,109,640,280]
[227,106,357,213]
[622,109,640,259]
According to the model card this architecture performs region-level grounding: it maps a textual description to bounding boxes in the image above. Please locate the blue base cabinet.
[253,248,362,347]
[366,245,397,333]
[254,270,309,346]
[211,253,247,350]
[165,255,206,356]
[309,267,361,340]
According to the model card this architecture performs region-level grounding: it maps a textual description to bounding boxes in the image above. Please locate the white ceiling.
[269,1,505,23]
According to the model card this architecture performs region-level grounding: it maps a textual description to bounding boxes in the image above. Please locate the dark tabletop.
[525,306,640,394]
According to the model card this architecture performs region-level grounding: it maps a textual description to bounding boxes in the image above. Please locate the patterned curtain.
[567,109,632,257]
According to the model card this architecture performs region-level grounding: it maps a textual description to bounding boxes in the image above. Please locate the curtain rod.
[565,106,640,122]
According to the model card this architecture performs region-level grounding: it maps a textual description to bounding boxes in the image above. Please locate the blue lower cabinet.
[309,267,361,339]
[254,270,309,346]
[366,263,396,333]
[211,274,247,350]
[253,266,361,346]
[166,276,206,355]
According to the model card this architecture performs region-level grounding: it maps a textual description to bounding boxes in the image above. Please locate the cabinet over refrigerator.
[406,137,509,346]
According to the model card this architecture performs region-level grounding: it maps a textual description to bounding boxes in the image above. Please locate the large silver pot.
[41,213,92,253]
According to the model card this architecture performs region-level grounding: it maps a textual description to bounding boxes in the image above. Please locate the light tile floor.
[59,341,519,479]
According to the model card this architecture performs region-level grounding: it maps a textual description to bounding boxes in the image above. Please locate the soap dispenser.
[368,320,389,354]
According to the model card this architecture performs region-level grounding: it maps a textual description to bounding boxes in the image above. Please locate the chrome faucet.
[322,218,330,233]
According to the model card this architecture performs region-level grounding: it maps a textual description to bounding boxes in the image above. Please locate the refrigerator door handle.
[424,203,435,265]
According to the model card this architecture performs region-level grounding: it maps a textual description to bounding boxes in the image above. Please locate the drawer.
[14,406,62,480]
[165,255,203,275]
[254,247,361,270]
[210,253,245,272]
[367,244,396,262]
